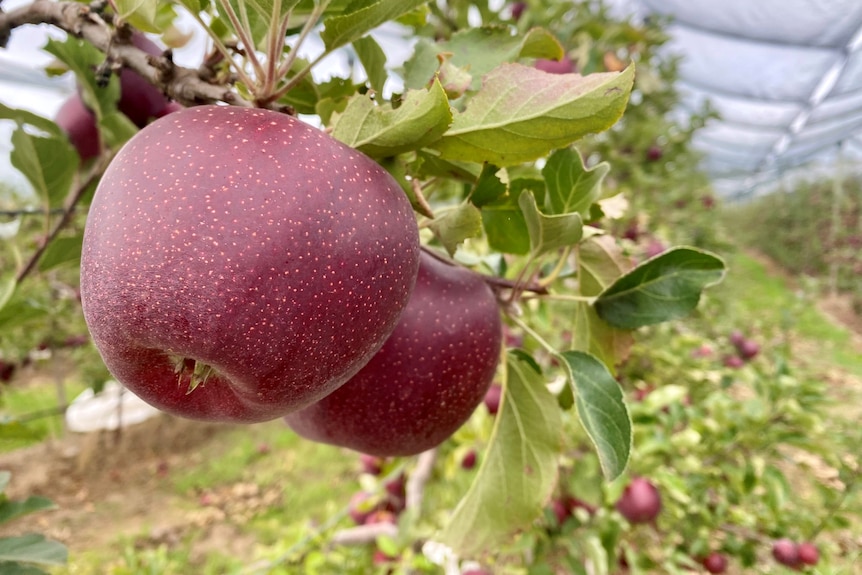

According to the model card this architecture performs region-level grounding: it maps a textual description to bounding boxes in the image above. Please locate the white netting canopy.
[614,0,862,198]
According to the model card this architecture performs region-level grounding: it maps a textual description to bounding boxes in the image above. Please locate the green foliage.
[0,472,67,573]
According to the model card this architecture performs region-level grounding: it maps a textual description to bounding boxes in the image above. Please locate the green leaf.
[438,351,561,556]
[331,79,451,158]
[470,164,507,207]
[0,104,62,137]
[432,64,634,166]
[353,35,388,96]
[478,176,542,255]
[0,561,52,575]
[542,147,610,217]
[243,0,301,22]
[594,247,726,329]
[558,350,630,480]
[98,111,138,151]
[10,129,78,209]
[428,202,482,256]
[0,420,43,442]
[43,38,119,120]
[320,0,429,52]
[519,190,583,257]
[403,26,563,91]
[0,535,67,566]
[0,497,57,525]
[38,234,83,272]
[572,303,633,372]
[577,235,631,297]
[116,0,159,32]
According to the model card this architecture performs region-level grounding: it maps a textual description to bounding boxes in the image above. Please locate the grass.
[711,250,862,378]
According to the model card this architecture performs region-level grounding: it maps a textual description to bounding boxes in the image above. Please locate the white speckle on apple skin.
[80,106,420,423]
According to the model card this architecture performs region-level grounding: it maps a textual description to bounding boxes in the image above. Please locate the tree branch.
[0,0,263,109]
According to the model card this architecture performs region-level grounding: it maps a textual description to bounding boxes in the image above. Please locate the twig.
[406,448,437,512]
[329,522,399,545]
[0,0,254,108]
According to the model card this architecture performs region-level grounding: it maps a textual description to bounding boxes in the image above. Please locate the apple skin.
[797,542,819,565]
[55,94,101,160]
[285,251,502,456]
[772,539,800,568]
[616,477,661,524]
[80,105,420,423]
[701,552,728,574]
[116,32,172,128]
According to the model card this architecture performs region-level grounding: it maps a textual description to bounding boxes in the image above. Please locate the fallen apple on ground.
[81,105,420,423]
[285,251,503,456]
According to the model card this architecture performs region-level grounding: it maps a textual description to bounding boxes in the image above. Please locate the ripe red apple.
[737,339,760,360]
[701,552,728,574]
[461,449,477,470]
[616,477,661,524]
[284,251,502,455]
[359,453,384,476]
[772,539,800,568]
[797,542,819,566]
[729,330,746,348]
[80,105,420,423]
[116,32,172,128]
[55,94,100,160]
[484,383,502,415]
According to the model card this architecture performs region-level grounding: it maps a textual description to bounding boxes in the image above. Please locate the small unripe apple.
[701,552,728,574]
[81,105,420,423]
[772,539,800,568]
[797,542,819,566]
[616,477,661,524]
[484,383,502,415]
[285,252,502,456]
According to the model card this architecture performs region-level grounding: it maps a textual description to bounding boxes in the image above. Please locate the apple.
[284,251,502,456]
[535,56,575,74]
[701,552,728,574]
[509,2,526,21]
[115,32,173,128]
[461,449,477,470]
[729,330,746,348]
[0,360,16,383]
[484,383,502,415]
[348,491,376,525]
[645,145,663,162]
[737,339,760,360]
[616,477,661,524]
[797,542,819,566]
[772,539,800,568]
[55,94,100,160]
[80,105,421,423]
[359,453,384,476]
[723,355,745,369]
[564,495,597,517]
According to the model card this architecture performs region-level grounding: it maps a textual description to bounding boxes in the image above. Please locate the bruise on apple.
[80,105,420,423]
[284,251,503,456]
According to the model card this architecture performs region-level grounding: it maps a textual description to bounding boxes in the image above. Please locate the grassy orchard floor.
[0,250,860,573]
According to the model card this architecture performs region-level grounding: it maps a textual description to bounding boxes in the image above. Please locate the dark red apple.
[616,477,661,524]
[797,542,819,566]
[284,251,502,456]
[484,383,502,415]
[737,339,760,360]
[359,453,384,476]
[509,2,526,20]
[645,145,663,162]
[701,552,728,574]
[55,94,100,160]
[80,105,420,423]
[0,360,15,383]
[116,32,172,128]
[772,539,800,568]
[535,56,575,74]
[461,449,477,470]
